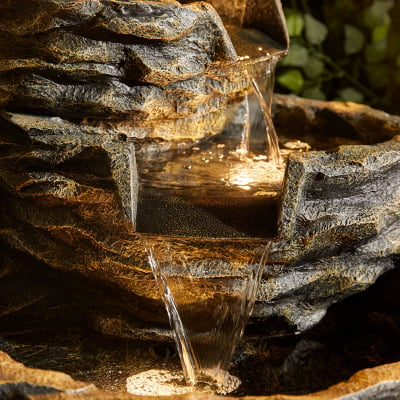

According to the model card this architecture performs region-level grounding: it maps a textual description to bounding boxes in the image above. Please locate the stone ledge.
[1,350,400,399]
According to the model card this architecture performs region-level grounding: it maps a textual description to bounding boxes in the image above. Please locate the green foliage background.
[276,0,400,114]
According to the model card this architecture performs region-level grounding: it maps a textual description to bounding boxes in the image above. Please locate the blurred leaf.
[286,10,304,37]
[304,14,328,45]
[278,2,397,111]
[364,64,390,89]
[302,86,327,100]
[303,56,325,79]
[344,25,365,55]
[337,87,365,103]
[281,42,309,67]
[365,40,387,63]
[277,69,304,92]
[362,0,393,29]
[372,23,390,42]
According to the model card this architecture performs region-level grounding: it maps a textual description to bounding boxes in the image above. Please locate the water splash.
[142,235,268,392]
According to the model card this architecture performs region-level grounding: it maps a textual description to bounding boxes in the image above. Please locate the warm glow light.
[222,158,284,191]
[228,171,254,189]
[126,369,218,396]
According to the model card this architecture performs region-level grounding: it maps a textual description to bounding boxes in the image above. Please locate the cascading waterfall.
[141,236,268,392]
[250,60,282,164]
[133,27,286,394]
[239,56,281,164]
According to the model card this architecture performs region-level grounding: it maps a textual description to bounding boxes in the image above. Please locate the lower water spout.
[139,235,269,393]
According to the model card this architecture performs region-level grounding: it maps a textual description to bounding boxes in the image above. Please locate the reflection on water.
[135,36,284,392]
[142,235,268,392]
[136,137,285,238]
[139,138,284,193]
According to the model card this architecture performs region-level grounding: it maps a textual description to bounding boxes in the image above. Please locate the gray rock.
[0,0,251,142]
[0,0,400,396]
[256,107,400,331]
[1,100,400,338]
[0,0,239,122]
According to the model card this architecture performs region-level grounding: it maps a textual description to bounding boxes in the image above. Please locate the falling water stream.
[142,236,268,392]
[239,58,281,164]
[132,40,286,393]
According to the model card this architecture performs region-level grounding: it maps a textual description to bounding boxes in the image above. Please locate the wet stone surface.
[1,96,400,398]
[0,0,400,398]
[1,256,400,398]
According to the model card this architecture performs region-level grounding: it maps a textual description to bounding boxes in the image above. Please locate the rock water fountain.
[131,1,288,392]
[1,0,400,399]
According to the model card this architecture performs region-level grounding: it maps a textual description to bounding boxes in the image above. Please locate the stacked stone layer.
[0,3,400,398]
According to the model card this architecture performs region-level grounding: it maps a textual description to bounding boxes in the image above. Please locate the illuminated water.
[141,235,268,391]
[136,48,284,392]
[136,58,286,237]
[238,57,281,164]
[136,133,285,238]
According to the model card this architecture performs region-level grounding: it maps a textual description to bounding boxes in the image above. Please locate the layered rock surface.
[0,5,399,336]
[0,0,250,141]
[1,96,399,335]
[1,0,400,398]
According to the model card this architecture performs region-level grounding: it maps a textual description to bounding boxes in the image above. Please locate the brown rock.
[180,0,289,52]
[0,351,93,395]
[1,95,400,336]
[1,350,400,399]
[0,0,240,123]
[0,2,399,396]
[273,94,400,146]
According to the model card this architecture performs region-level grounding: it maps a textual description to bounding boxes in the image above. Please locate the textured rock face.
[0,0,249,331]
[1,0,400,397]
[258,134,400,331]
[1,97,400,338]
[0,0,250,142]
[180,0,289,52]
[2,350,400,399]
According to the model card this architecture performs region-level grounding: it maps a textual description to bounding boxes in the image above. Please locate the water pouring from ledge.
[131,1,289,393]
[141,235,269,392]
[237,57,281,164]
[134,61,283,393]
[134,74,282,388]
[134,54,287,239]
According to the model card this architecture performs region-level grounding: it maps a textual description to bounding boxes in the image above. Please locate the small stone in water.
[217,372,241,395]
